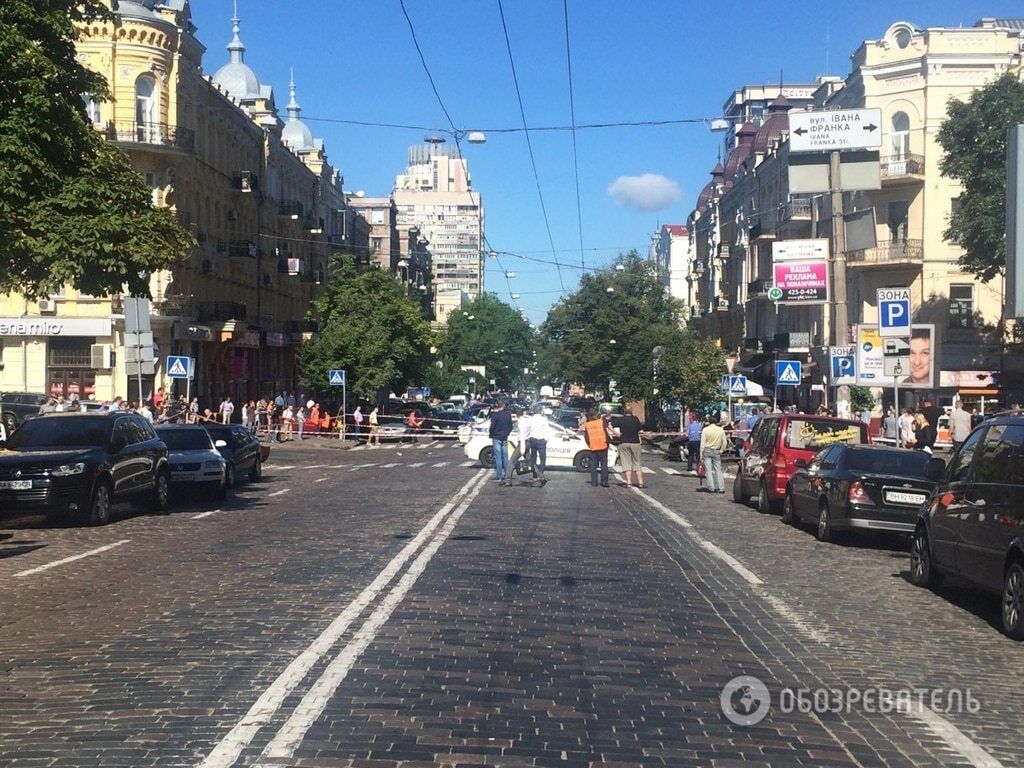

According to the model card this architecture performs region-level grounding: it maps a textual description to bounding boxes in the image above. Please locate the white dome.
[212,10,263,101]
[281,72,315,151]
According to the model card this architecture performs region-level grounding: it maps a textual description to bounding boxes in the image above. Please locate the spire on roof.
[228,0,245,63]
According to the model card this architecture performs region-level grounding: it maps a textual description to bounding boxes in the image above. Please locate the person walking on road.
[525,404,550,487]
[685,416,703,473]
[616,405,645,488]
[219,396,234,424]
[700,414,728,493]
[502,406,529,486]
[488,399,513,483]
[352,405,364,441]
[949,400,972,451]
[912,411,936,454]
[583,408,612,488]
[367,406,380,447]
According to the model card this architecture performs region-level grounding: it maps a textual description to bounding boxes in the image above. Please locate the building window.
[887,201,909,242]
[135,74,157,141]
[81,93,101,125]
[950,196,962,218]
[890,112,910,158]
[949,284,974,329]
[371,237,383,252]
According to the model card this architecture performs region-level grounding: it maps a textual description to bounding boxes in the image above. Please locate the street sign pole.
[893,361,902,441]
[341,383,347,441]
[830,150,848,347]
[132,300,144,406]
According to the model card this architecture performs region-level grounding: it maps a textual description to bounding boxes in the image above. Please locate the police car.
[463,420,618,472]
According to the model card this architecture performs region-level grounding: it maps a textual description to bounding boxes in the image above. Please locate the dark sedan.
[783,444,935,542]
[203,423,264,487]
[0,412,169,525]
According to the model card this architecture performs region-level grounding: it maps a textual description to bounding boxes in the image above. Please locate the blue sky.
[191,1,1022,325]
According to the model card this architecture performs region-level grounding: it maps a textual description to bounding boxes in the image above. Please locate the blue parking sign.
[877,287,912,338]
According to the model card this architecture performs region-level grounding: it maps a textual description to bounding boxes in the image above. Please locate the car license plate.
[172,472,194,482]
[0,480,32,490]
[884,489,927,506]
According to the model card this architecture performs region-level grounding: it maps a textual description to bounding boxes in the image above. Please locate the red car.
[733,414,869,513]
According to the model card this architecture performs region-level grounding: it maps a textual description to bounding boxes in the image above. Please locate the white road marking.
[259,468,489,759]
[14,540,130,578]
[192,509,222,520]
[660,467,678,475]
[348,463,376,472]
[315,478,327,483]
[758,592,830,645]
[459,461,475,467]
[198,470,489,768]
[272,465,296,471]
[380,462,399,468]
[268,488,290,497]
[432,462,449,468]
[408,462,426,468]
[908,702,1004,768]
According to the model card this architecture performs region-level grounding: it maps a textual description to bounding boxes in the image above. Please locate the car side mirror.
[214,439,227,448]
[794,458,807,469]
[925,457,946,482]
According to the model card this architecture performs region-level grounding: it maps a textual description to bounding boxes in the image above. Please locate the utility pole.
[829,150,848,346]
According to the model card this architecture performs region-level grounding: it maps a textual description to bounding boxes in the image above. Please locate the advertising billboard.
[856,324,934,388]
[772,260,829,304]
[900,324,935,389]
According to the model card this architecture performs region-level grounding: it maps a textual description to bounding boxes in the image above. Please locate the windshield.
[157,429,213,451]
[204,427,232,444]
[7,416,108,449]
[785,419,865,451]
[847,447,930,476]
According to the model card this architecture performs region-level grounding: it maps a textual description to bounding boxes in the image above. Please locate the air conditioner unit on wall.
[37,298,56,314]
[90,344,114,369]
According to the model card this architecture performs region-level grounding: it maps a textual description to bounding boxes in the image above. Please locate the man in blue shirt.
[685,416,703,472]
[488,400,514,484]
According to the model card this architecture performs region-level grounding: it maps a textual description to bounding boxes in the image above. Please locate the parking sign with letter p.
[877,287,912,338]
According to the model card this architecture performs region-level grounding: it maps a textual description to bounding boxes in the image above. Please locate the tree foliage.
[298,259,433,398]
[849,385,876,413]
[937,72,1024,283]
[0,0,193,298]
[536,252,724,406]
[438,294,534,390]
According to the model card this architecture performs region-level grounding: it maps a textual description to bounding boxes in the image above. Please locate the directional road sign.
[776,360,802,386]
[328,369,346,387]
[830,346,856,385]
[877,287,912,338]
[167,355,190,379]
[789,108,883,153]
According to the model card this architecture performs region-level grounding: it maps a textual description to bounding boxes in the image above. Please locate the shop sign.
[174,322,212,341]
[772,260,829,304]
[0,318,112,337]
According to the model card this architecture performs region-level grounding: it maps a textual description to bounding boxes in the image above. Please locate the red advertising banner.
[773,260,829,304]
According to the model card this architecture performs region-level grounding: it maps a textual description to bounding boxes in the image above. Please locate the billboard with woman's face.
[900,325,935,389]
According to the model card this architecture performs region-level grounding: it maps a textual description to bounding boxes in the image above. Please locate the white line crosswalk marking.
[409,462,426,468]
[460,460,475,467]
[432,461,448,468]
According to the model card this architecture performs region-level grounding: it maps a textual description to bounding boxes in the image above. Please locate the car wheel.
[732,471,747,503]
[782,490,797,525]
[757,482,775,514]
[1001,562,1024,640]
[816,501,834,542]
[909,526,943,589]
[479,446,495,469]
[224,462,236,488]
[151,470,170,514]
[87,481,112,526]
[573,452,593,472]
[248,457,262,482]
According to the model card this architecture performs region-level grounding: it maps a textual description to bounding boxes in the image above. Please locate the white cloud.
[606,173,682,212]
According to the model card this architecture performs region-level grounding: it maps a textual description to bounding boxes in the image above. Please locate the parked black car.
[203,423,264,486]
[783,444,935,542]
[910,413,1024,639]
[0,392,48,433]
[0,412,169,525]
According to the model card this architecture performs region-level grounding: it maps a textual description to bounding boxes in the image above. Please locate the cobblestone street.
[0,440,1020,767]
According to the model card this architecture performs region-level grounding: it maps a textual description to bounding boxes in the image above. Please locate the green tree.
[849,385,876,414]
[0,0,193,299]
[536,253,724,406]
[423,357,470,401]
[298,259,432,398]
[937,72,1024,282]
[439,294,534,390]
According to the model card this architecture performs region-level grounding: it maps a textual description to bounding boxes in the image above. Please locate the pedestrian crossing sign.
[727,375,747,396]
[166,355,190,379]
[775,360,802,386]
[328,369,346,387]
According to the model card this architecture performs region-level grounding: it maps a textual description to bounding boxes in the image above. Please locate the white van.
[447,394,468,407]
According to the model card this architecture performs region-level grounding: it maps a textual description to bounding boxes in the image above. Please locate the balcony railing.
[880,154,925,179]
[278,200,304,219]
[782,199,812,221]
[847,239,924,266]
[154,294,195,317]
[103,121,195,153]
[198,301,247,322]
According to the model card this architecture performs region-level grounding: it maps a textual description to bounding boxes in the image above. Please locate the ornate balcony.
[880,154,925,182]
[103,121,194,153]
[781,199,812,221]
[847,239,924,267]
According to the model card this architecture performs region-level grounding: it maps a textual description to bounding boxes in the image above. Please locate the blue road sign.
[328,369,346,387]
[831,351,856,383]
[727,375,747,396]
[776,360,802,386]
[877,287,912,338]
[167,355,190,379]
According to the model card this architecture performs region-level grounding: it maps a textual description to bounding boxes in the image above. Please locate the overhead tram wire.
[397,0,520,312]
[302,115,718,134]
[495,0,567,296]
[562,0,585,275]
